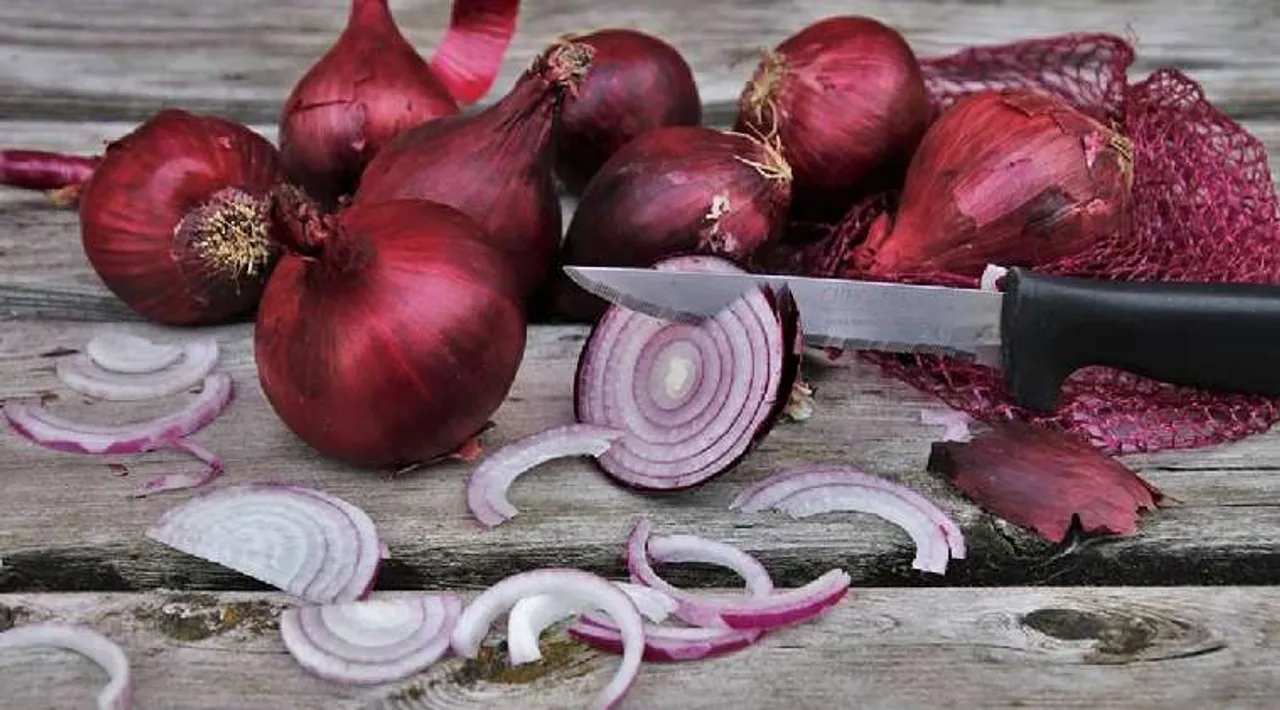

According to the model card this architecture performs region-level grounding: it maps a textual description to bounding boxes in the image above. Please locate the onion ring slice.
[569,613,763,662]
[57,337,219,401]
[0,622,131,710]
[86,332,182,374]
[505,581,675,665]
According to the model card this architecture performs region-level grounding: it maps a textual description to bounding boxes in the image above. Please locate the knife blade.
[563,264,1280,414]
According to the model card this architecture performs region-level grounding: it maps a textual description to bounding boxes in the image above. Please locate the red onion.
[0,149,99,204]
[146,482,383,604]
[553,28,702,194]
[568,614,763,663]
[505,582,676,665]
[0,623,132,710]
[356,40,595,300]
[553,127,793,321]
[735,16,930,220]
[131,439,225,498]
[56,337,218,401]
[255,189,526,466]
[574,256,801,490]
[85,332,183,374]
[853,90,1134,278]
[428,0,523,105]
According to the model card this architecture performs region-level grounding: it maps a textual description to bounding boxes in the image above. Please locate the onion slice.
[706,568,851,631]
[146,482,382,604]
[131,439,225,497]
[86,332,182,374]
[505,581,675,665]
[3,373,233,455]
[56,337,219,401]
[428,0,521,105]
[451,568,644,710]
[920,408,973,443]
[730,466,966,574]
[569,613,763,662]
[280,593,461,684]
[467,423,625,528]
[0,622,131,710]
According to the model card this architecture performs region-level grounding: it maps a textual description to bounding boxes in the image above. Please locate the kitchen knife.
[563,264,1280,414]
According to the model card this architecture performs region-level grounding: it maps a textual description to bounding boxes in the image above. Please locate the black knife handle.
[1000,267,1280,413]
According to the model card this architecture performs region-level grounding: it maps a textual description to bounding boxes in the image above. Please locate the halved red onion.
[505,581,676,666]
[467,423,625,528]
[730,466,966,574]
[569,612,763,662]
[0,622,132,710]
[574,255,800,490]
[131,439,225,497]
[280,593,461,684]
[920,408,973,443]
[56,337,219,401]
[4,373,233,455]
[451,568,644,710]
[86,332,182,374]
[146,482,382,604]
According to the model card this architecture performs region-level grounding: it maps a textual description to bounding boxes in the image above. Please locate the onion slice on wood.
[569,613,763,662]
[920,408,973,443]
[505,581,676,666]
[132,439,225,498]
[467,423,625,528]
[280,593,461,684]
[0,622,132,710]
[451,568,645,710]
[146,482,382,604]
[56,337,219,401]
[731,466,966,574]
[86,332,182,374]
[3,373,233,455]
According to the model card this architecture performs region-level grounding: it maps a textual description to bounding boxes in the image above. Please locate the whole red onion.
[75,109,284,326]
[853,90,1135,278]
[735,16,930,220]
[355,40,596,300]
[553,28,702,194]
[256,189,526,466]
[552,126,793,321]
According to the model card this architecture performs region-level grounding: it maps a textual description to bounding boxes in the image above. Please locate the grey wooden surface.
[3,1,1280,708]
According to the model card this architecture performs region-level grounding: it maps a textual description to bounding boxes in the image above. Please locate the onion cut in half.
[568,612,763,663]
[146,483,382,605]
[505,581,676,666]
[3,373,233,455]
[731,466,966,575]
[56,337,219,401]
[279,593,461,684]
[86,332,183,374]
[451,568,645,710]
[467,423,625,528]
[0,622,132,710]
[574,255,802,490]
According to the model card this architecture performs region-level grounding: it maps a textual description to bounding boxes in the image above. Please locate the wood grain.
[0,586,1275,709]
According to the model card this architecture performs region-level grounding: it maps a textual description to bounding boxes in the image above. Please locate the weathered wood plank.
[2,320,1280,594]
[0,586,1275,709]
[1,0,1278,124]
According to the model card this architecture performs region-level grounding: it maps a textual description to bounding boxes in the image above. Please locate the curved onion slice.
[575,256,800,490]
[730,466,966,574]
[86,332,183,374]
[467,423,625,528]
[132,439,225,498]
[506,581,676,666]
[56,337,219,401]
[4,373,233,455]
[569,612,763,662]
[980,264,1009,292]
[280,593,461,684]
[0,622,131,710]
[146,482,381,605]
[920,408,973,443]
[451,568,644,710]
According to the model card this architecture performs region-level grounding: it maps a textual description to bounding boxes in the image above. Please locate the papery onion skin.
[356,41,595,300]
[428,0,522,105]
[554,28,702,194]
[279,0,460,208]
[735,15,930,221]
[853,89,1134,278]
[0,150,99,195]
[256,191,525,466]
[78,109,284,326]
[553,126,793,322]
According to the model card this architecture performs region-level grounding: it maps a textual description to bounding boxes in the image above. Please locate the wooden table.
[3,1,1280,708]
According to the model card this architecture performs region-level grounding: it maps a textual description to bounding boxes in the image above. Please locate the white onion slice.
[505,581,676,666]
[730,466,966,574]
[85,332,183,374]
[569,613,763,662]
[0,622,132,710]
[146,483,382,604]
[980,264,1009,291]
[280,593,461,684]
[451,568,644,710]
[132,439,225,497]
[56,337,219,402]
[4,373,233,455]
[921,408,973,443]
[467,423,624,528]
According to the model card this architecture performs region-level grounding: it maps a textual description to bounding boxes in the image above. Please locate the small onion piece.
[131,439,225,498]
[980,264,1009,292]
[451,568,644,710]
[3,373,233,455]
[569,613,763,662]
[56,338,219,402]
[731,466,966,574]
[505,581,676,666]
[920,408,973,443]
[0,622,132,710]
[146,482,382,605]
[85,332,182,374]
[708,568,851,631]
[280,593,461,684]
[467,423,625,528]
